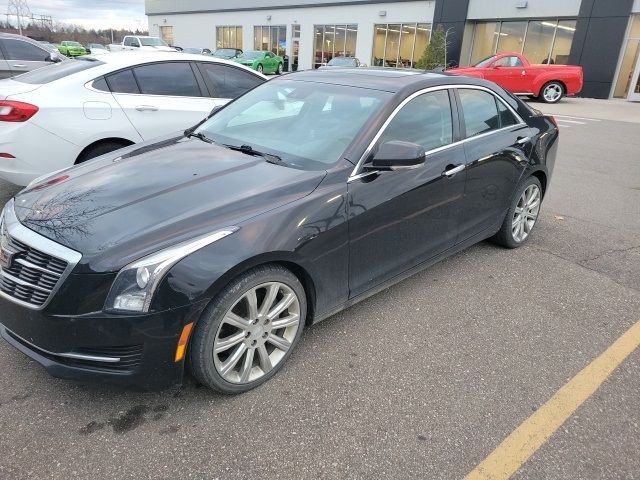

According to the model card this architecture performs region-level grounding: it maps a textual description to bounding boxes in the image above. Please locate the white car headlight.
[105,227,238,313]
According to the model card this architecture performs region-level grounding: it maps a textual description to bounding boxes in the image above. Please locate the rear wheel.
[256,64,263,74]
[276,63,283,75]
[189,265,306,394]
[540,81,564,103]
[491,176,542,248]
[76,140,131,164]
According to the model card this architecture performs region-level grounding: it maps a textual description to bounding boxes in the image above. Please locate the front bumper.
[0,297,208,390]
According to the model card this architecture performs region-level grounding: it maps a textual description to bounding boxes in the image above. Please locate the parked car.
[0,52,266,185]
[57,41,87,57]
[234,50,284,74]
[86,43,106,54]
[213,48,243,59]
[108,36,176,52]
[0,33,65,79]
[451,52,583,103]
[325,56,362,67]
[0,68,558,392]
[182,47,212,55]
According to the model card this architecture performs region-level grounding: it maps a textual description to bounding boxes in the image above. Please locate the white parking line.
[549,114,602,122]
[554,119,586,124]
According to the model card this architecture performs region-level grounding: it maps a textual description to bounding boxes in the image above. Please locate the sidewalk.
[526,97,640,124]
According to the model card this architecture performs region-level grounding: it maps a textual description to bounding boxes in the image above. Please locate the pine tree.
[415,24,448,70]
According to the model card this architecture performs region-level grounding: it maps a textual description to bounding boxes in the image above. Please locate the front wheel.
[276,63,283,75]
[256,64,263,73]
[491,176,543,249]
[189,265,306,394]
[540,81,564,103]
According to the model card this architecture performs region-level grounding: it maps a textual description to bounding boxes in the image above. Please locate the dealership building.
[145,0,640,100]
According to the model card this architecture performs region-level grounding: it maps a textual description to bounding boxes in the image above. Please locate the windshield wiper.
[185,131,213,143]
[223,144,286,166]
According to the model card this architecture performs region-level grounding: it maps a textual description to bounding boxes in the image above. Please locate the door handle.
[516,136,531,145]
[12,64,26,68]
[443,164,465,177]
[135,105,158,112]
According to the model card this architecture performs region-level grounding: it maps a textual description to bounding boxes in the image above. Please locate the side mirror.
[368,141,425,170]
[46,52,62,63]
[492,64,502,69]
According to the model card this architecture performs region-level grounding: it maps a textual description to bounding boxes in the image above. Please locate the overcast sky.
[13,0,147,31]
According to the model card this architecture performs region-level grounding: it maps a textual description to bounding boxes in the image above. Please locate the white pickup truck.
[107,35,177,52]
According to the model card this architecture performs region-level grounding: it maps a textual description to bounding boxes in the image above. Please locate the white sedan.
[0,52,266,185]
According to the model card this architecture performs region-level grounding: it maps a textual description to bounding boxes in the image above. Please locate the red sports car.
[451,52,583,103]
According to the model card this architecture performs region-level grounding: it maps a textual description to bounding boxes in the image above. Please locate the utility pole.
[7,0,31,36]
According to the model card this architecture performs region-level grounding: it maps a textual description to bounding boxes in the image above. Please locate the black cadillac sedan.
[0,69,558,393]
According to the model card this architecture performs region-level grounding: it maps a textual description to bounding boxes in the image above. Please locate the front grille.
[0,234,68,307]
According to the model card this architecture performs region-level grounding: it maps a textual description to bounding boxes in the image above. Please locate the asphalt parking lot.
[0,98,639,479]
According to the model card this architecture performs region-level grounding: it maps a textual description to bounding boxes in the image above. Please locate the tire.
[540,81,564,104]
[491,176,543,249]
[256,64,263,74]
[76,140,130,164]
[276,63,283,75]
[189,265,307,394]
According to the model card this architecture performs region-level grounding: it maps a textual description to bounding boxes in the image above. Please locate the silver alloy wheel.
[543,83,563,103]
[213,282,301,384]
[511,184,541,243]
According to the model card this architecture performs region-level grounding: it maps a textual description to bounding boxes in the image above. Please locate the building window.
[291,25,300,71]
[313,24,358,68]
[468,19,577,66]
[372,23,431,68]
[159,26,174,46]
[216,26,242,49]
[613,15,640,98]
[254,26,286,56]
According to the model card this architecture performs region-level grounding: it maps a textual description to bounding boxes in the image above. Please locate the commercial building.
[145,0,640,100]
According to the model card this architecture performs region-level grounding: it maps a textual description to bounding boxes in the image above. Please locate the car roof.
[87,51,254,69]
[281,67,461,93]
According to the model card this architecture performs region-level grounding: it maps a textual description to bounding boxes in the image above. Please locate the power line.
[7,0,31,35]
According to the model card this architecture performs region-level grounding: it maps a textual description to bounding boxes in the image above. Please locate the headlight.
[104,227,238,313]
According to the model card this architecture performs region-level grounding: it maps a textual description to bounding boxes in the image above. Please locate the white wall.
[148,1,434,70]
[633,0,640,14]
[467,0,581,20]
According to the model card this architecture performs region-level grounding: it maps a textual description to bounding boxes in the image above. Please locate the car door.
[347,89,467,297]
[0,37,51,76]
[196,62,264,103]
[265,52,277,73]
[454,87,532,241]
[108,61,218,140]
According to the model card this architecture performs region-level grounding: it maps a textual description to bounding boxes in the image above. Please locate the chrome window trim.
[0,199,82,311]
[348,84,527,181]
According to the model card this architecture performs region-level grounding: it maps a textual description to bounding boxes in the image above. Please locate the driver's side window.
[377,90,453,153]
[494,56,523,67]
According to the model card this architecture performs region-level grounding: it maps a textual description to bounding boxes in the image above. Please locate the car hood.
[448,67,485,78]
[12,136,326,273]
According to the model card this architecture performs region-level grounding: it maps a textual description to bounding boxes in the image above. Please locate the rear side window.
[106,69,140,94]
[91,77,109,92]
[198,63,263,98]
[133,63,201,97]
[2,38,49,61]
[378,90,453,152]
[14,59,104,84]
[458,89,500,137]
[497,99,519,128]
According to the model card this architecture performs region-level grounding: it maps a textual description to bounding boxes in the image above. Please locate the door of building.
[628,55,640,101]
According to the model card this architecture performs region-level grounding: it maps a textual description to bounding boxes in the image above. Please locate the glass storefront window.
[313,24,358,69]
[291,24,300,71]
[372,23,431,68]
[469,22,498,65]
[496,21,527,54]
[550,20,577,64]
[467,19,576,66]
[613,15,640,97]
[523,21,556,64]
[254,26,286,56]
[216,26,242,49]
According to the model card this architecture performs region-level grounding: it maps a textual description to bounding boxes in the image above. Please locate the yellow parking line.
[466,320,640,480]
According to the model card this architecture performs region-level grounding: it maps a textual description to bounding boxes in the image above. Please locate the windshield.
[196,80,390,170]
[140,37,168,47]
[89,44,105,49]
[474,55,496,67]
[214,48,238,57]
[239,51,263,59]
[14,58,104,84]
[328,57,357,66]
[66,41,82,47]
[182,47,203,54]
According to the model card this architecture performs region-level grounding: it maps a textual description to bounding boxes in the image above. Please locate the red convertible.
[451,52,583,103]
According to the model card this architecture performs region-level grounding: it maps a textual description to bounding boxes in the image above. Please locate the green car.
[57,41,87,57]
[233,50,283,74]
